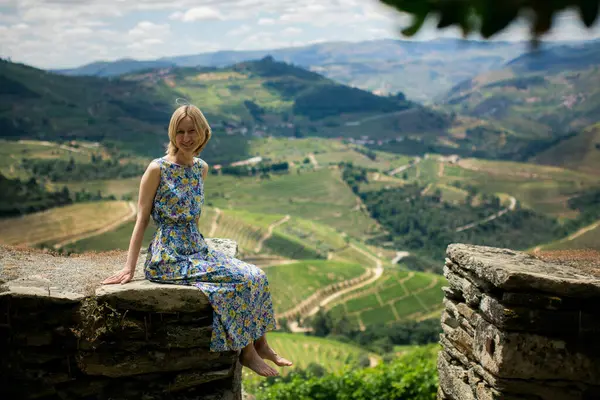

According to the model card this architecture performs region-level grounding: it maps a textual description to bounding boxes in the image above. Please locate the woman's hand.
[102,267,135,285]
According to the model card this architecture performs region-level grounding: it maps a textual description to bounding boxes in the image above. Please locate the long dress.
[144,156,277,352]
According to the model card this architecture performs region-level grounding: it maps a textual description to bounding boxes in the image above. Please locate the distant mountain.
[54,39,532,103]
[56,59,176,78]
[439,40,600,160]
[2,57,449,163]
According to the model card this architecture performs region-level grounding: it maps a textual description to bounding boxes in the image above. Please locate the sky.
[1,0,600,69]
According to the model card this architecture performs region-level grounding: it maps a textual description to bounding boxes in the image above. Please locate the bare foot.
[255,341,293,367]
[240,345,279,377]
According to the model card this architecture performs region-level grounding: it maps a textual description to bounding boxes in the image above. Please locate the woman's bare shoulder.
[144,159,162,178]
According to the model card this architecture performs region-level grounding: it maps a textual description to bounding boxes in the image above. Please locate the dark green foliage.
[21,157,145,182]
[564,187,600,231]
[235,55,323,81]
[216,161,289,177]
[482,76,546,90]
[400,255,442,274]
[293,85,407,120]
[352,319,442,350]
[338,163,565,260]
[243,100,265,122]
[307,309,441,354]
[380,0,599,40]
[0,75,39,97]
[0,174,72,217]
[256,345,439,400]
[361,184,564,260]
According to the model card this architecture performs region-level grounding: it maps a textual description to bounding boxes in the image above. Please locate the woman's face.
[175,116,204,154]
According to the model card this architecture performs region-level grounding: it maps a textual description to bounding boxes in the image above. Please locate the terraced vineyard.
[242,332,380,393]
[206,168,382,239]
[326,269,446,329]
[444,159,599,218]
[0,201,133,247]
[265,260,367,315]
[62,220,156,253]
[210,209,276,255]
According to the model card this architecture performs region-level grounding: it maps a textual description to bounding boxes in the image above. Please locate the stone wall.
[0,239,242,400]
[438,244,600,400]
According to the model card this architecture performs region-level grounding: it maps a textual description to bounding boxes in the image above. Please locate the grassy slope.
[206,168,382,239]
[265,259,367,314]
[0,201,132,246]
[532,122,600,175]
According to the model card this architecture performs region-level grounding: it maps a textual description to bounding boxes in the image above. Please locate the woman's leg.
[240,342,279,377]
[255,334,293,367]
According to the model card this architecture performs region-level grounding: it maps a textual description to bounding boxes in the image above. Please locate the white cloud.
[2,0,600,69]
[128,21,171,39]
[171,6,223,22]
[227,24,252,36]
[282,27,302,36]
[257,18,275,25]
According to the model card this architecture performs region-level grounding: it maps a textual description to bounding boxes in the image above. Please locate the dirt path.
[344,109,416,127]
[420,183,433,196]
[53,202,137,249]
[566,220,600,241]
[387,157,421,176]
[287,244,384,332]
[18,139,83,153]
[533,219,600,253]
[438,162,444,177]
[455,196,517,233]
[391,251,410,264]
[254,215,290,253]
[308,153,319,169]
[208,207,221,237]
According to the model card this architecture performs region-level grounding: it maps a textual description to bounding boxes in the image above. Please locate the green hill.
[440,41,600,160]
[1,57,452,164]
[56,38,528,103]
[532,122,600,174]
[123,56,427,133]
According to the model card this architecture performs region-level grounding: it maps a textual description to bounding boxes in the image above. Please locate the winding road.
[287,243,384,333]
[208,207,222,237]
[387,157,421,176]
[455,196,517,232]
[254,215,290,253]
[53,201,137,249]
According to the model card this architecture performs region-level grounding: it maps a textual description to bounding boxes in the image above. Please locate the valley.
[1,38,599,397]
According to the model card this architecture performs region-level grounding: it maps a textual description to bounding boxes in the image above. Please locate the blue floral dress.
[144,157,277,352]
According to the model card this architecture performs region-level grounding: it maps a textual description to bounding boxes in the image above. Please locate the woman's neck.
[171,152,194,167]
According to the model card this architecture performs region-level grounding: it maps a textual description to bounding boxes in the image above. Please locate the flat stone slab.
[0,239,237,301]
[447,244,600,298]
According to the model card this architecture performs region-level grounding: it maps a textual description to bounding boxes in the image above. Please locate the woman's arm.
[102,162,161,285]
[202,161,209,181]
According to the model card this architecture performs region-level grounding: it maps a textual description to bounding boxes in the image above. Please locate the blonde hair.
[166,105,211,156]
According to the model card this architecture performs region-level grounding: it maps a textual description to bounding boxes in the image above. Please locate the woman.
[102,104,292,377]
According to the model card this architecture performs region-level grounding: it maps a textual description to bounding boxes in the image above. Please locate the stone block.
[446,244,600,298]
[472,317,600,384]
[96,280,210,313]
[79,347,238,378]
[437,351,476,400]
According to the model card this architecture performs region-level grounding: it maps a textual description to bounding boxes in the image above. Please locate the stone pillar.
[438,244,600,400]
[0,239,243,400]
